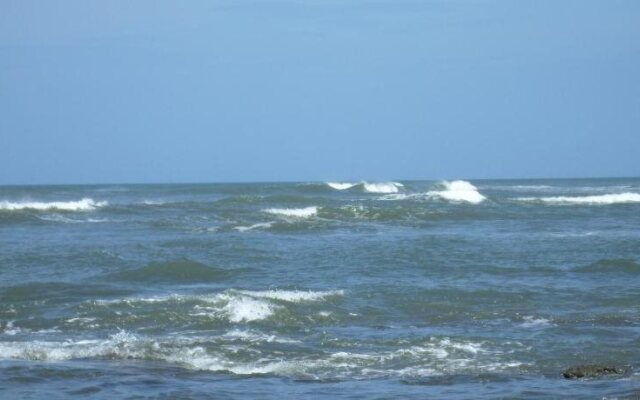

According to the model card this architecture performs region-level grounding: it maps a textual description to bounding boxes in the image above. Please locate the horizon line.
[0,175,638,188]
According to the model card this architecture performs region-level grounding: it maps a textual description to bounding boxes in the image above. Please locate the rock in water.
[562,365,626,379]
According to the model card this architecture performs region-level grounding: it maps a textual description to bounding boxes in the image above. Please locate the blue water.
[1,179,639,399]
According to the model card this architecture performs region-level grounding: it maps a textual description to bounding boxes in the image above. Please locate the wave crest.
[326,182,358,190]
[516,192,640,205]
[427,181,486,204]
[363,182,403,193]
[0,198,107,211]
[263,206,318,218]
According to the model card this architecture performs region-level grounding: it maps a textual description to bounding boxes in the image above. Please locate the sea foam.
[516,192,640,205]
[233,222,274,232]
[325,181,404,193]
[0,198,107,211]
[427,181,486,204]
[363,182,404,194]
[235,289,344,303]
[326,182,358,190]
[263,206,318,218]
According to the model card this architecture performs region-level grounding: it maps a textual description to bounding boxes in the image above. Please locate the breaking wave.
[362,182,404,193]
[0,198,107,211]
[0,332,522,379]
[326,182,358,190]
[263,206,318,218]
[234,289,344,302]
[325,181,404,193]
[516,192,640,205]
[233,222,274,232]
[92,288,344,323]
[426,181,486,204]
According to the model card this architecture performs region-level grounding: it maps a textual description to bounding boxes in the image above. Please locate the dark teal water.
[1,179,639,399]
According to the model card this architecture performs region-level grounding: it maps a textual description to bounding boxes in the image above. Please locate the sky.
[1,0,639,184]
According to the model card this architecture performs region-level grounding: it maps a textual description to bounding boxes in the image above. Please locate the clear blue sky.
[1,0,639,184]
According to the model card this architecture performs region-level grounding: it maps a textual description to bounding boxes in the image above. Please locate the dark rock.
[562,364,626,379]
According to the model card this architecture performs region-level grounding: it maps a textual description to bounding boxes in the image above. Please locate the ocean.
[0,178,639,399]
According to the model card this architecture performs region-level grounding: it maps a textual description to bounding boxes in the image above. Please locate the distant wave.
[326,182,358,190]
[0,198,107,211]
[426,181,486,204]
[363,182,403,193]
[518,316,553,328]
[263,206,318,218]
[516,192,640,205]
[325,181,404,194]
[511,185,554,190]
[37,214,108,223]
[111,259,233,283]
[233,222,275,232]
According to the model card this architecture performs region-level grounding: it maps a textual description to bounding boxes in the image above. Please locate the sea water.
[1,178,639,398]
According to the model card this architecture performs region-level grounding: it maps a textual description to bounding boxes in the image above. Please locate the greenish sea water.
[1,178,639,399]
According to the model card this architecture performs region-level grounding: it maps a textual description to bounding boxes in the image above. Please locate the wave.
[234,289,344,302]
[518,316,553,328]
[0,198,107,212]
[325,181,404,193]
[511,185,554,190]
[426,181,486,204]
[92,288,343,323]
[233,222,274,232]
[326,182,358,190]
[516,192,640,205]
[573,259,640,274]
[215,294,275,322]
[263,206,318,218]
[0,333,522,379]
[363,182,404,193]
[36,214,109,223]
[111,259,233,283]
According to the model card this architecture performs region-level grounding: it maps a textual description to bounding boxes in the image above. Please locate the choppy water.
[1,178,639,399]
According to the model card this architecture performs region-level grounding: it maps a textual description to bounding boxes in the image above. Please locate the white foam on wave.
[263,206,318,218]
[519,316,553,328]
[511,185,554,190]
[363,182,404,194]
[221,329,299,344]
[0,332,524,379]
[235,289,344,303]
[427,180,486,204]
[0,198,107,211]
[37,214,109,223]
[326,182,358,190]
[142,200,167,206]
[233,222,274,232]
[516,192,640,205]
[217,294,275,323]
[94,288,342,323]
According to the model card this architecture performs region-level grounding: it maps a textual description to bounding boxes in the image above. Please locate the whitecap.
[221,329,299,344]
[326,182,358,190]
[263,206,318,218]
[234,289,344,303]
[0,198,107,211]
[426,180,486,204]
[218,295,275,323]
[233,222,274,232]
[363,182,404,194]
[519,316,553,328]
[516,193,640,205]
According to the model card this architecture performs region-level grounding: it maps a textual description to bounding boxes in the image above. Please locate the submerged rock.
[562,365,626,379]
